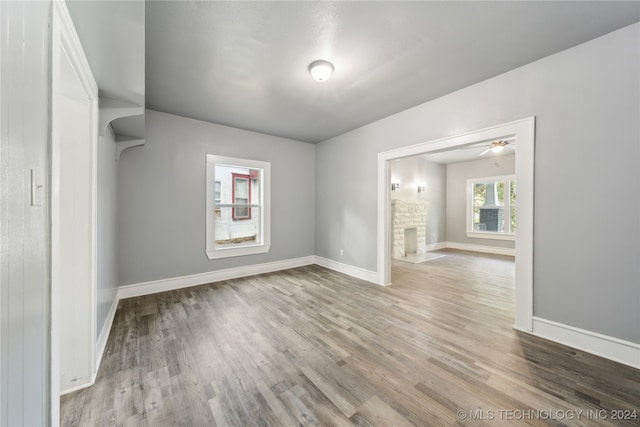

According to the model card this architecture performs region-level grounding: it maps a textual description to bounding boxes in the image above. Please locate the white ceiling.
[67,0,145,139]
[145,1,640,143]
[420,141,517,165]
[67,0,144,107]
[66,2,639,144]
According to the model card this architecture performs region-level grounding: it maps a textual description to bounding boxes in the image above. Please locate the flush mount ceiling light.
[308,60,334,82]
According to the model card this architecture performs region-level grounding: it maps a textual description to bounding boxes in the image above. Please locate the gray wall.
[0,2,51,425]
[118,110,315,285]
[316,24,639,343]
[96,127,119,336]
[390,157,446,246]
[446,154,515,249]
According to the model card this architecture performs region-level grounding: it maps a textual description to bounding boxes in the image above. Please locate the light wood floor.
[61,250,640,426]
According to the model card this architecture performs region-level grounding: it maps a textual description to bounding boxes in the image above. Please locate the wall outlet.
[340,249,344,256]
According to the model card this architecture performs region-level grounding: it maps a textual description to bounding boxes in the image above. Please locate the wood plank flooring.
[61,250,640,426]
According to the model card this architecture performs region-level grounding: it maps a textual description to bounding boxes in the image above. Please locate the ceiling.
[67,0,145,139]
[67,1,144,107]
[66,2,639,144]
[146,1,640,144]
[420,140,516,165]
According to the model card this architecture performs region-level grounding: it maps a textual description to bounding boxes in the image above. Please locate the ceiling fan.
[462,139,516,156]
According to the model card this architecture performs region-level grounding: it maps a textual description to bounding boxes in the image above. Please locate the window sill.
[466,231,515,241]
[206,244,270,260]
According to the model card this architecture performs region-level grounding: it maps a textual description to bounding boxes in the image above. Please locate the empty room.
[1,1,639,426]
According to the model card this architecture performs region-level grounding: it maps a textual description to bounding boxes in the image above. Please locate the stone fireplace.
[478,206,504,231]
[391,200,428,259]
[477,182,504,232]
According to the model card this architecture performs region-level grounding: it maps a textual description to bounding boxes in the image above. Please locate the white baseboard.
[530,317,640,369]
[423,242,447,252]
[95,294,119,375]
[59,379,94,396]
[445,241,515,256]
[313,256,380,285]
[60,291,120,395]
[117,256,316,300]
[312,242,507,285]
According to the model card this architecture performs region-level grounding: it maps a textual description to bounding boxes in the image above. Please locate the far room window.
[466,175,516,240]
[214,180,221,217]
[206,155,271,259]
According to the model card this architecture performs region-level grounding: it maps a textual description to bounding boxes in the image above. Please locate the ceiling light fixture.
[308,60,334,82]
[490,142,506,153]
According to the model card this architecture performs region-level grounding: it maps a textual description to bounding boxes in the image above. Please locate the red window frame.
[232,173,251,220]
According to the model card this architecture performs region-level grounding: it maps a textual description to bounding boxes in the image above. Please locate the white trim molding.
[377,117,535,332]
[529,317,640,369]
[424,242,448,252]
[314,256,380,285]
[466,232,515,241]
[59,381,95,397]
[445,242,515,257]
[115,136,145,160]
[51,0,100,403]
[98,97,143,136]
[118,256,315,300]
[116,255,380,303]
[94,295,119,377]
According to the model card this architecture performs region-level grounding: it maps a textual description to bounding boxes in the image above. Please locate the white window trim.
[466,174,516,241]
[205,155,271,259]
[466,231,515,241]
[214,180,221,204]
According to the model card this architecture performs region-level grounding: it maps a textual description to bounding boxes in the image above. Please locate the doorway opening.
[377,118,534,331]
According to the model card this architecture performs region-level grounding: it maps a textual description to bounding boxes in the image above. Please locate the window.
[214,180,221,204]
[214,180,221,217]
[232,173,251,220]
[206,155,271,259]
[466,175,516,240]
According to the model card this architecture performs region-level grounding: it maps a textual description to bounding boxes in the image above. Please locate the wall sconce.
[417,185,426,193]
[391,182,400,191]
